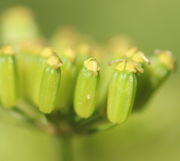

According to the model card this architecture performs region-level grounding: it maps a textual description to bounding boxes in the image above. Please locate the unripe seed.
[96,64,113,108]
[56,49,77,112]
[133,50,176,111]
[16,41,44,97]
[107,60,139,124]
[146,50,175,88]
[20,45,42,100]
[96,50,114,109]
[38,55,62,113]
[74,57,99,118]
[32,48,55,105]
[0,46,18,108]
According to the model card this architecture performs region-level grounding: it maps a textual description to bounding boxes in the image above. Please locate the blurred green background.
[0,0,180,161]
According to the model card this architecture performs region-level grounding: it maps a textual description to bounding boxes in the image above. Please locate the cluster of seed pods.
[0,7,176,135]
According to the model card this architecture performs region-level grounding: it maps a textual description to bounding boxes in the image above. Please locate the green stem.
[57,136,73,161]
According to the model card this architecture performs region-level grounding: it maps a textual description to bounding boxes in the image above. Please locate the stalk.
[57,136,73,161]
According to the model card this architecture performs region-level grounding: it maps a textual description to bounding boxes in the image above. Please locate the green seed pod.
[32,48,55,105]
[107,60,142,124]
[0,46,18,108]
[0,7,39,45]
[133,50,176,111]
[17,41,44,98]
[56,49,77,112]
[38,55,62,113]
[96,56,113,108]
[74,57,100,118]
[147,50,175,87]
[19,43,43,100]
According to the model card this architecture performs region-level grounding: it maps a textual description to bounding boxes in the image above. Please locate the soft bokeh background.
[0,0,180,161]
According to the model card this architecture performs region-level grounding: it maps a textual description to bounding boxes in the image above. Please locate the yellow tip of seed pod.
[47,55,63,69]
[125,48,150,64]
[84,57,100,73]
[0,45,14,55]
[133,51,150,64]
[41,48,55,58]
[114,59,144,73]
[155,50,176,71]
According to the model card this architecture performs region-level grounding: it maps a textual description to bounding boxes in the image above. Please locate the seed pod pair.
[20,44,42,100]
[15,42,42,96]
[32,48,55,105]
[38,54,62,113]
[56,49,77,112]
[107,59,144,124]
[133,50,176,111]
[74,57,100,118]
[0,46,18,108]
[96,57,113,109]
